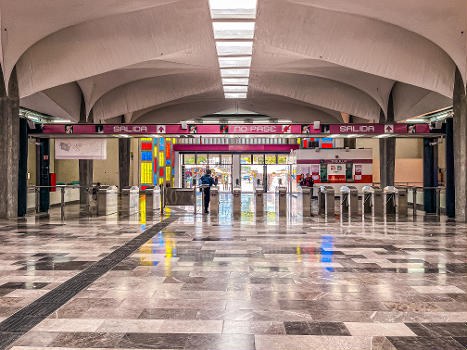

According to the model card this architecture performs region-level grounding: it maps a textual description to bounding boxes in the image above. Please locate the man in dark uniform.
[200,169,218,214]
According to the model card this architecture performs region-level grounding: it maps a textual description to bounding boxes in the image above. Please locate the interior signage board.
[38,123,434,136]
[329,124,408,134]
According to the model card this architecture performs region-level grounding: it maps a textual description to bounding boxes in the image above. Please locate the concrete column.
[119,138,130,189]
[379,91,395,188]
[18,118,28,216]
[453,68,467,221]
[37,139,50,212]
[423,138,438,214]
[445,117,455,218]
[0,66,19,219]
[79,92,93,205]
[79,160,93,205]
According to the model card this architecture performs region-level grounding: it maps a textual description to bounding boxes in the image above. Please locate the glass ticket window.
[277,154,288,164]
[240,154,252,164]
[221,154,232,165]
[265,154,276,164]
[253,154,264,164]
[184,154,196,164]
[197,154,208,165]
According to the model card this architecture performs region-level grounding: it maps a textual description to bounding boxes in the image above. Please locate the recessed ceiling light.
[220,68,250,77]
[225,92,247,99]
[223,85,248,93]
[209,0,257,19]
[218,56,251,68]
[222,77,249,85]
[213,22,255,39]
[216,41,253,56]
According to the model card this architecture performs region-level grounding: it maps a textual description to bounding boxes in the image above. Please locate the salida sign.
[329,124,407,134]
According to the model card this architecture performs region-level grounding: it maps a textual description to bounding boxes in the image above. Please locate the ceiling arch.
[255,0,456,97]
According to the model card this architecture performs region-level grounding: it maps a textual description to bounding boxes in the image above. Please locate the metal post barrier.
[396,187,408,217]
[411,187,418,216]
[142,186,161,216]
[255,186,264,216]
[60,187,65,220]
[278,186,287,217]
[210,186,220,215]
[233,186,242,217]
[436,187,442,216]
[340,186,358,217]
[299,186,312,217]
[319,186,335,217]
[35,187,40,214]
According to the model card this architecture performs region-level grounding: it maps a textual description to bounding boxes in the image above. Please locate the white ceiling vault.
[0,0,464,123]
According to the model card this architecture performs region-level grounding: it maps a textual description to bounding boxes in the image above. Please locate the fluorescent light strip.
[209,0,257,99]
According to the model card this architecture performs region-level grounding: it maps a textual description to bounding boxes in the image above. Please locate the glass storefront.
[181,153,291,192]
[182,154,232,191]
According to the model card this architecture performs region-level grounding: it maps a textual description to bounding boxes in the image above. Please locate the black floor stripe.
[0,215,177,349]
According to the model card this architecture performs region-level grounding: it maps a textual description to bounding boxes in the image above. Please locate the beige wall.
[55,159,79,184]
[356,138,423,185]
[93,138,119,186]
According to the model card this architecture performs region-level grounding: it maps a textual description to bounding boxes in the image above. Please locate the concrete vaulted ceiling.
[0,0,464,123]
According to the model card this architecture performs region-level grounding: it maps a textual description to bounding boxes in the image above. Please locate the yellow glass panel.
[159,178,164,185]
[141,138,152,141]
[165,167,171,181]
[159,152,165,167]
[140,163,152,183]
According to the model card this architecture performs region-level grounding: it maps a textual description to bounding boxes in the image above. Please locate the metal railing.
[27,185,96,220]
[407,186,446,216]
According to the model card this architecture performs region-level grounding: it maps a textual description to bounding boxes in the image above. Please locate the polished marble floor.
[0,194,466,350]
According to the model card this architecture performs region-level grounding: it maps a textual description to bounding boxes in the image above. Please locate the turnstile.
[97,185,118,216]
[362,186,384,217]
[143,186,161,214]
[120,186,140,215]
[278,186,287,217]
[210,186,220,215]
[255,186,264,216]
[299,186,312,217]
[339,186,358,217]
[318,186,335,217]
[384,186,408,217]
[232,186,241,217]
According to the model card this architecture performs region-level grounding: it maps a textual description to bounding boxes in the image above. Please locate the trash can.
[97,185,118,216]
[120,186,139,215]
[278,186,287,217]
[340,185,358,217]
[362,186,384,217]
[318,186,335,217]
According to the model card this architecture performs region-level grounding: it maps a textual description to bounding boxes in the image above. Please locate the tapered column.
[0,67,20,219]
[453,68,467,221]
[119,138,130,189]
[79,93,93,205]
[445,118,455,218]
[379,91,395,188]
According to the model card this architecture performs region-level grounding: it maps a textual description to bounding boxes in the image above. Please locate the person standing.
[200,169,218,214]
[305,173,314,187]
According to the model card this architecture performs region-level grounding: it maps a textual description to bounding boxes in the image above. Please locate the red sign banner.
[329,124,408,134]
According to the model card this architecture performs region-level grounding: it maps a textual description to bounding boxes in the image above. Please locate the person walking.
[200,169,218,214]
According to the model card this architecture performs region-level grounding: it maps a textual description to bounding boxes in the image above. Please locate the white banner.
[55,138,107,160]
